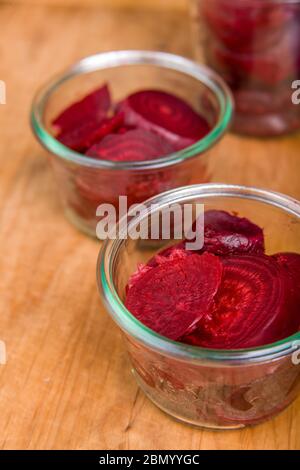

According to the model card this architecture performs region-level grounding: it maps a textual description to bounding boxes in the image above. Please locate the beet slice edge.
[52,84,111,134]
[125,252,223,341]
[181,254,290,349]
[118,89,210,151]
[86,129,175,162]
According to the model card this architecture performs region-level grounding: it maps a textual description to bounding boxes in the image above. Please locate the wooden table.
[0,1,299,450]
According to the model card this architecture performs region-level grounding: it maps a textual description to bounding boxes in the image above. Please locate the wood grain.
[0,2,299,450]
[6,0,187,11]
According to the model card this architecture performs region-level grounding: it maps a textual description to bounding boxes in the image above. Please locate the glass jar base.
[132,368,295,430]
[232,112,300,137]
[133,371,247,430]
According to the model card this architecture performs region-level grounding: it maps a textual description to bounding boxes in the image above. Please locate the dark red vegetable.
[125,252,223,340]
[117,90,210,150]
[181,254,294,349]
[273,252,300,333]
[52,85,211,157]
[86,129,175,162]
[208,38,298,87]
[202,210,265,255]
[125,212,300,349]
[202,0,294,53]
[57,113,124,152]
[273,252,300,282]
[146,243,188,268]
[200,0,300,136]
[52,84,111,134]
[180,210,265,255]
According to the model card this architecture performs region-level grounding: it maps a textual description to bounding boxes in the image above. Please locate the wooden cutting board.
[0,1,299,450]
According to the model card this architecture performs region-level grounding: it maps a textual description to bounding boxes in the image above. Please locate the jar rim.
[30,50,233,170]
[98,184,300,364]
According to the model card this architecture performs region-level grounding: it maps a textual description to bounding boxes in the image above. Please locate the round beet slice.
[202,0,294,53]
[146,243,188,268]
[117,90,210,151]
[126,244,189,292]
[52,84,111,134]
[273,252,300,281]
[208,33,298,87]
[181,254,290,349]
[58,113,124,152]
[125,252,223,341]
[273,252,300,333]
[203,210,265,255]
[86,129,175,162]
[184,210,264,255]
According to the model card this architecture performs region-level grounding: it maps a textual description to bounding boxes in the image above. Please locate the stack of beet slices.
[125,210,300,349]
[199,0,300,135]
[52,84,210,159]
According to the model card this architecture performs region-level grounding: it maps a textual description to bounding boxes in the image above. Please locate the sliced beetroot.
[201,210,265,255]
[127,244,192,292]
[184,210,264,255]
[208,36,298,87]
[202,0,294,53]
[181,254,291,349]
[127,243,189,290]
[125,252,223,341]
[52,84,111,134]
[146,243,188,268]
[57,113,124,152]
[273,252,300,333]
[273,252,300,281]
[117,90,210,151]
[86,129,175,162]
[204,210,265,255]
[74,164,180,224]
[116,124,137,134]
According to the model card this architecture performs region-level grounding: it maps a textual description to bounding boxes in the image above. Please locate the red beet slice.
[181,254,292,349]
[202,0,294,53]
[185,210,264,255]
[146,243,188,268]
[273,252,300,282]
[203,210,265,255]
[86,129,175,162]
[116,125,137,134]
[127,244,189,291]
[125,253,223,340]
[273,252,300,332]
[126,245,190,295]
[117,90,210,151]
[57,113,124,152]
[208,35,298,87]
[52,84,111,134]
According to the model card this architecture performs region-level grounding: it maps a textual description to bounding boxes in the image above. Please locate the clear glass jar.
[98,184,300,429]
[190,0,300,136]
[31,51,233,237]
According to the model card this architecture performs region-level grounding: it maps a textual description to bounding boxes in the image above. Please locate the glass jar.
[191,0,300,136]
[31,50,233,237]
[98,184,300,429]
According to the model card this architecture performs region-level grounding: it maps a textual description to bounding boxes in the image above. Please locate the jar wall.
[126,335,300,429]
[191,0,300,136]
